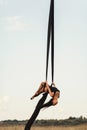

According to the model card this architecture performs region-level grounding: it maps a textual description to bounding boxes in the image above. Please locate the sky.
[0,0,87,121]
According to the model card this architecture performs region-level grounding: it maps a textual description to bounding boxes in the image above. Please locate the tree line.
[0,116,87,126]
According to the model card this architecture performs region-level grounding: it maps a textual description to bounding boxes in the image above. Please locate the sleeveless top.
[49,85,60,94]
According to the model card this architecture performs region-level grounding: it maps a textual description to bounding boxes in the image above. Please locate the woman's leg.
[41,93,58,108]
[30,82,45,100]
[41,99,53,108]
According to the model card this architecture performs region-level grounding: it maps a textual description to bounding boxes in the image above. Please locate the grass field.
[0,124,87,130]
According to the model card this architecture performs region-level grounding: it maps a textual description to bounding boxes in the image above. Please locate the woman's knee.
[52,100,58,106]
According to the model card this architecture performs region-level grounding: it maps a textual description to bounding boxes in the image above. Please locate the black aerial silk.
[24,93,48,130]
[24,0,54,129]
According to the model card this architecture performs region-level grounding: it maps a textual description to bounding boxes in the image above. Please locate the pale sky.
[0,0,87,121]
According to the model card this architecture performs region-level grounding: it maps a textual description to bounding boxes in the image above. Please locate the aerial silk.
[24,93,48,130]
[46,0,54,82]
[24,0,54,130]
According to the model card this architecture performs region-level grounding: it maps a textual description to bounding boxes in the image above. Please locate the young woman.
[31,81,60,107]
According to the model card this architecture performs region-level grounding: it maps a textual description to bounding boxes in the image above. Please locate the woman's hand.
[52,82,55,87]
[50,92,54,97]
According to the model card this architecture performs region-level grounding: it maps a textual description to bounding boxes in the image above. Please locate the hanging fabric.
[25,1,55,130]
[46,0,54,83]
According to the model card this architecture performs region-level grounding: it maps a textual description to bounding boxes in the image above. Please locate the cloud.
[0,96,10,111]
[1,16,29,31]
[3,96,10,103]
[0,0,7,6]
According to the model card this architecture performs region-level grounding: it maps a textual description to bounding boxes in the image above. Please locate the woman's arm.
[46,83,54,97]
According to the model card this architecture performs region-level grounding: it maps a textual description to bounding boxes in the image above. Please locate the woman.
[31,81,60,107]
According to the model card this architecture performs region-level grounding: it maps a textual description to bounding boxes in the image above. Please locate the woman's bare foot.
[30,96,34,100]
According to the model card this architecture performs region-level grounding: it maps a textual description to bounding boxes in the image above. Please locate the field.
[0,124,87,130]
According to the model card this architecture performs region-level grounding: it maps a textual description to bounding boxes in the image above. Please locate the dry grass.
[0,124,87,130]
